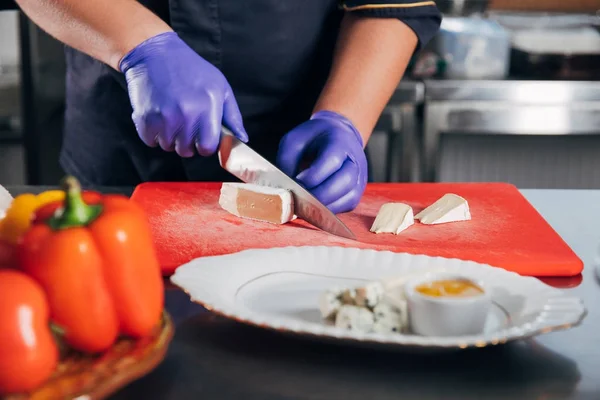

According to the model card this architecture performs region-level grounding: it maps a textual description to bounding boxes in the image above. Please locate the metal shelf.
[0,125,21,143]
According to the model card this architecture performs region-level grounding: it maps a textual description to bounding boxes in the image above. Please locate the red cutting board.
[131,182,583,277]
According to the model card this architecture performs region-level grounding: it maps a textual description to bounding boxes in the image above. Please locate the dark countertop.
[6,185,134,197]
[5,186,600,400]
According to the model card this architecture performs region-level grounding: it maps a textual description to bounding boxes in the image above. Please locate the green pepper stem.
[48,176,103,230]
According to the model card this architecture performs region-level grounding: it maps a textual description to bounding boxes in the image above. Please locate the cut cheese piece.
[318,287,344,320]
[340,288,358,305]
[335,305,375,332]
[219,182,294,225]
[372,301,408,334]
[354,281,385,309]
[337,282,385,309]
[0,185,12,220]
[415,193,471,225]
[370,203,414,234]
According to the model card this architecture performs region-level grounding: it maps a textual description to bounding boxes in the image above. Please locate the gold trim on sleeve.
[342,1,437,11]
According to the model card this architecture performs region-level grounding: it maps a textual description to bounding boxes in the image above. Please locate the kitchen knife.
[218,127,356,240]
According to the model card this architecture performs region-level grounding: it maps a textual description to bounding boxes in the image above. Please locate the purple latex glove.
[277,110,368,214]
[119,32,248,157]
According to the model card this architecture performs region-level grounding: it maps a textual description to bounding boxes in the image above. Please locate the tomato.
[0,270,59,395]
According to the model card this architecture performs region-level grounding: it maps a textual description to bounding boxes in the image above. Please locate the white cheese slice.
[335,305,375,333]
[415,193,471,225]
[0,185,12,221]
[219,182,295,225]
[372,301,408,334]
[354,281,385,309]
[370,203,414,234]
[339,288,358,305]
[318,287,344,320]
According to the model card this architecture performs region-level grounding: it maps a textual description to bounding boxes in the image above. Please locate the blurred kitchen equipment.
[488,0,599,13]
[435,0,489,16]
[510,27,600,80]
[489,12,600,80]
[489,12,600,30]
[411,17,511,80]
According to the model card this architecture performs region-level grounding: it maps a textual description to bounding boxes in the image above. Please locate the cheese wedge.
[219,182,295,225]
[335,305,375,332]
[372,301,407,334]
[0,185,12,220]
[354,281,385,309]
[415,193,471,225]
[370,203,414,234]
[318,287,344,320]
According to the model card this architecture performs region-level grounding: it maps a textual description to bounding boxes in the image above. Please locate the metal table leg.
[385,104,420,182]
[422,103,444,182]
[401,104,420,182]
[384,81,425,182]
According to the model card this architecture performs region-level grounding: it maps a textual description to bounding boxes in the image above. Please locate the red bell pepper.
[18,177,164,353]
[0,239,15,269]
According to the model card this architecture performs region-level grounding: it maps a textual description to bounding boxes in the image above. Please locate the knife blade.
[217,127,356,240]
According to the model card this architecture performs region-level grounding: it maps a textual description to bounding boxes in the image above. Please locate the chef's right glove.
[119,32,248,158]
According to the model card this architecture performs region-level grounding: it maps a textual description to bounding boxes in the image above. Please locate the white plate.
[171,246,586,349]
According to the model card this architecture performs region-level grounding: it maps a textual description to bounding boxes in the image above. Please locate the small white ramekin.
[404,272,492,337]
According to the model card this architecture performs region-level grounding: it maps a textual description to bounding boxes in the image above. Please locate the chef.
[14,0,441,214]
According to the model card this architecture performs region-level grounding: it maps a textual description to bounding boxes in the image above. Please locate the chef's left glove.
[277,111,368,214]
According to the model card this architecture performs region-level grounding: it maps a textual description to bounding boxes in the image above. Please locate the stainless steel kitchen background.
[0,9,66,185]
[1,2,599,187]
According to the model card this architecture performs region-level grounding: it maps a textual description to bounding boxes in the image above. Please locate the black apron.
[61,0,342,186]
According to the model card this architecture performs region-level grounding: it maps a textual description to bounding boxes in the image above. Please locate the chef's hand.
[119,32,248,157]
[277,110,368,214]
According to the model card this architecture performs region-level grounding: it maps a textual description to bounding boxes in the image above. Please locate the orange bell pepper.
[18,176,164,353]
[32,191,103,224]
